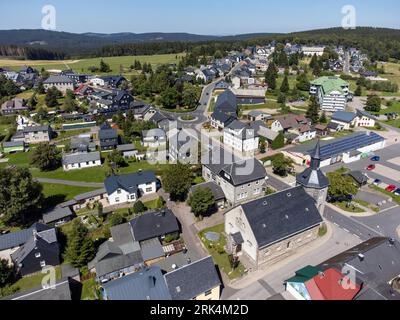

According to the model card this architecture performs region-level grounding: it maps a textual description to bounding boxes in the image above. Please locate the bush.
[109,213,126,227]
[133,201,146,214]
[164,232,180,243]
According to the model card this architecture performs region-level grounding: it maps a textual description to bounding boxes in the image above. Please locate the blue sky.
[0,0,399,34]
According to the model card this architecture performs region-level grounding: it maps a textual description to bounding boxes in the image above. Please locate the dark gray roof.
[95,251,143,278]
[356,109,377,120]
[117,144,136,152]
[331,111,357,123]
[164,256,221,300]
[23,125,51,133]
[130,209,179,242]
[62,152,101,165]
[215,89,238,115]
[231,232,244,245]
[3,141,24,148]
[42,206,74,224]
[102,267,171,300]
[43,75,74,84]
[104,171,157,195]
[110,223,139,255]
[0,223,52,251]
[74,188,106,201]
[211,111,235,125]
[318,237,400,300]
[99,127,118,140]
[190,181,226,201]
[140,237,165,262]
[205,158,266,186]
[240,186,323,249]
[347,170,368,185]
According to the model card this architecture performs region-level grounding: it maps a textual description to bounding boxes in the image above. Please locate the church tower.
[296,140,330,214]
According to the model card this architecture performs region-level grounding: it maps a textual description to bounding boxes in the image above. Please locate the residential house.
[285,266,361,300]
[74,84,95,98]
[315,124,328,137]
[331,111,357,130]
[202,158,267,206]
[70,136,96,153]
[43,75,75,93]
[92,76,126,88]
[247,110,271,122]
[223,120,259,154]
[190,181,226,209]
[310,76,350,112]
[101,267,172,300]
[271,114,315,142]
[1,98,29,115]
[232,88,267,105]
[142,128,167,148]
[301,46,325,56]
[164,256,221,300]
[42,206,75,226]
[355,110,376,128]
[168,128,198,164]
[60,69,90,83]
[0,223,60,276]
[117,144,138,158]
[23,125,53,144]
[214,89,238,116]
[98,122,118,150]
[62,151,101,171]
[104,171,157,206]
[2,141,25,153]
[210,111,236,130]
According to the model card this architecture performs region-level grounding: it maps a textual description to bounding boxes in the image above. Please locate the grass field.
[42,183,98,208]
[379,62,400,88]
[0,53,185,75]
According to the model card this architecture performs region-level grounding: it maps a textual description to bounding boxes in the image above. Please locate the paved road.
[35,178,104,188]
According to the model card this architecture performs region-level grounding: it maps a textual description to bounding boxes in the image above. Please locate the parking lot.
[323,143,400,188]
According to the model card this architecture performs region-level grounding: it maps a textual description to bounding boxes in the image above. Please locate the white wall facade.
[63,159,101,171]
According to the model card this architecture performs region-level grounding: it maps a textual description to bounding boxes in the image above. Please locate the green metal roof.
[285,265,322,283]
[311,76,349,95]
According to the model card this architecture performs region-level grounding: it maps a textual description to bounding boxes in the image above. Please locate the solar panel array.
[306,132,384,160]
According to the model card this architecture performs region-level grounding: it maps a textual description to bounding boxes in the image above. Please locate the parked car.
[373,179,382,186]
[371,156,381,162]
[394,189,400,196]
[386,185,397,193]
[367,164,376,171]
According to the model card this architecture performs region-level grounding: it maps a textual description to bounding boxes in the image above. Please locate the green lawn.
[198,224,246,280]
[334,201,365,213]
[4,266,62,295]
[81,278,99,300]
[41,183,98,208]
[53,128,91,142]
[240,100,279,111]
[370,185,400,204]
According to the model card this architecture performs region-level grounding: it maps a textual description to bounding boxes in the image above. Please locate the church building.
[224,141,329,269]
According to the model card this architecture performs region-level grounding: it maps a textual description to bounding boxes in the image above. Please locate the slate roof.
[331,111,357,123]
[130,209,179,242]
[95,251,143,278]
[210,111,235,125]
[356,109,377,120]
[190,181,226,201]
[74,188,106,201]
[110,223,138,255]
[104,171,157,195]
[164,256,221,300]
[205,158,266,186]
[62,152,101,165]
[347,170,368,185]
[43,75,74,84]
[42,206,74,224]
[3,141,24,148]
[102,267,171,300]
[140,237,165,262]
[214,90,238,115]
[240,186,323,249]
[0,223,52,251]
[117,144,136,152]
[317,237,400,300]
[23,125,51,133]
[99,124,118,140]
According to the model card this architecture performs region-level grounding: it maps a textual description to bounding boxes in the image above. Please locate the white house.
[43,75,75,93]
[354,110,376,128]
[62,152,101,171]
[142,128,167,148]
[301,46,325,56]
[223,120,259,154]
[104,171,157,206]
[91,77,106,87]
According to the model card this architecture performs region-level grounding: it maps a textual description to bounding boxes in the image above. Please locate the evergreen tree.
[29,143,61,171]
[319,111,327,124]
[188,187,215,218]
[99,59,111,73]
[280,75,290,93]
[296,72,310,91]
[306,96,320,124]
[271,132,285,150]
[354,85,363,96]
[265,62,278,90]
[133,200,146,214]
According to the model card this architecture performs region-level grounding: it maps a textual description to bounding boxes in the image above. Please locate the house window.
[35,252,41,258]
[146,187,153,193]
[130,195,135,200]
[205,289,212,296]
[115,197,120,203]
[117,189,122,194]
[40,261,46,267]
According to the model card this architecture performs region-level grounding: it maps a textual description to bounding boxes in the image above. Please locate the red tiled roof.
[305,268,361,300]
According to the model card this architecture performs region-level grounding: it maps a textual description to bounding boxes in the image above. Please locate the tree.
[271,132,285,150]
[354,85,363,96]
[45,86,61,108]
[162,163,192,201]
[35,81,45,94]
[265,62,278,90]
[64,219,95,268]
[106,149,126,172]
[133,200,146,214]
[306,96,320,124]
[188,187,215,218]
[259,137,266,154]
[30,143,61,171]
[272,153,294,177]
[97,202,105,219]
[319,111,327,124]
[182,83,201,109]
[99,59,111,73]
[155,196,165,209]
[109,213,126,227]
[160,87,180,109]
[62,92,78,112]
[277,92,286,104]
[280,75,290,93]
[296,72,310,91]
[365,95,381,113]
[0,167,43,225]
[327,172,358,199]
[0,259,13,288]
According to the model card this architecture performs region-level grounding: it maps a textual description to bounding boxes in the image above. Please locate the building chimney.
[148,276,156,288]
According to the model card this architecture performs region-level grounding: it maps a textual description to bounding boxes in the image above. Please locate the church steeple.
[309,140,321,170]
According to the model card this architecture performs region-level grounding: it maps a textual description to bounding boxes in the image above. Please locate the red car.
[386,185,397,193]
[367,164,376,171]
